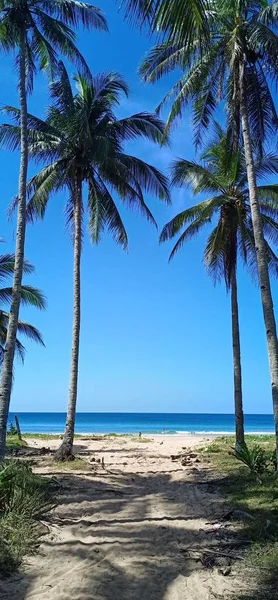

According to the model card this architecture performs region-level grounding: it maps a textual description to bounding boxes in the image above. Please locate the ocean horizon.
[8,412,275,435]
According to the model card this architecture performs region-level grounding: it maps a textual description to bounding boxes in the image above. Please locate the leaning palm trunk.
[55,180,82,461]
[0,31,28,460]
[230,266,244,447]
[240,66,278,468]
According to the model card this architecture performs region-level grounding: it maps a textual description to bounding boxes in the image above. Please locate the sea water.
[7,412,275,435]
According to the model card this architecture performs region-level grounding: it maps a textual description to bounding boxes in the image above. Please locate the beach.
[0,433,248,600]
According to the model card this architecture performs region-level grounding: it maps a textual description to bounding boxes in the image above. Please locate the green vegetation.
[1,3,278,594]
[0,461,53,576]
[6,436,27,451]
[139,0,278,461]
[201,436,278,583]
[0,252,45,369]
[5,67,170,462]
[46,457,89,471]
[160,125,278,448]
[0,0,108,461]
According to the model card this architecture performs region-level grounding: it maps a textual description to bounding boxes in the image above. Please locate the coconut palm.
[119,0,209,45]
[140,0,278,465]
[0,252,45,366]
[160,125,278,447]
[0,0,107,460]
[1,67,170,459]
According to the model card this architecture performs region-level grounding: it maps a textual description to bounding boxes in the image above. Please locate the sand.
[0,434,248,600]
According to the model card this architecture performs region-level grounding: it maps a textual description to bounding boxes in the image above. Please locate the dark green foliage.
[160,125,278,285]
[0,251,45,365]
[0,461,52,517]
[0,0,108,91]
[199,435,278,598]
[231,443,272,476]
[7,423,17,437]
[1,68,170,246]
[139,0,278,153]
[120,0,209,47]
[0,461,54,575]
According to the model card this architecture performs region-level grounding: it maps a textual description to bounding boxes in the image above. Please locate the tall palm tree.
[139,0,278,465]
[1,67,170,459]
[0,0,107,460]
[0,252,45,366]
[160,126,278,447]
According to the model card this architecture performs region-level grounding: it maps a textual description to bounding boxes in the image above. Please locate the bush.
[0,461,54,576]
[7,423,17,437]
[231,443,275,477]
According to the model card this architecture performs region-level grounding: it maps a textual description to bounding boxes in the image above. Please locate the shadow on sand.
[1,465,277,599]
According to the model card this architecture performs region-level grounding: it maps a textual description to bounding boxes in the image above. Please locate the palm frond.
[0,285,46,310]
[112,112,169,145]
[15,320,45,346]
[120,0,209,44]
[168,213,211,261]
[204,222,226,284]
[115,154,170,202]
[160,196,223,242]
[0,254,34,282]
[87,172,128,249]
[38,0,108,30]
[171,158,223,194]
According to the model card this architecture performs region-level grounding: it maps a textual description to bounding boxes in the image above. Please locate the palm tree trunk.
[240,64,278,468]
[231,266,244,447]
[55,179,82,461]
[0,30,28,461]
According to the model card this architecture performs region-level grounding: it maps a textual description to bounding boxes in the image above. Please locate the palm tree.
[119,0,209,44]
[160,126,278,447]
[139,0,278,465]
[0,251,45,367]
[1,67,170,459]
[0,0,107,460]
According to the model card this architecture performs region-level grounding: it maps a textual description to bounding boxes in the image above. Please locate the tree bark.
[240,64,278,467]
[0,30,28,461]
[55,179,82,461]
[230,267,244,447]
[15,414,22,441]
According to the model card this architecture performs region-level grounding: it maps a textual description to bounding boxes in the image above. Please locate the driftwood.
[171,452,197,461]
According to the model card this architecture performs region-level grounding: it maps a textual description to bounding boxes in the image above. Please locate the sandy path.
[0,435,244,600]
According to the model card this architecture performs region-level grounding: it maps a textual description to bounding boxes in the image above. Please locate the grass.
[19,432,153,442]
[6,435,27,451]
[47,457,90,471]
[200,436,278,599]
[0,460,54,576]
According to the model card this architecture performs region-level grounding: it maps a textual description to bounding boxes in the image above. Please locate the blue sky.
[1,0,275,414]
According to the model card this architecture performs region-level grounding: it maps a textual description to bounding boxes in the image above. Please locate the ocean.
[7,412,275,435]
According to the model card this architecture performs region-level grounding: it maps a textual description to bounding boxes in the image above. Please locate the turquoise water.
[8,412,275,434]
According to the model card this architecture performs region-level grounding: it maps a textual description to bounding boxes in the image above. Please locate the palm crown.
[160,125,278,284]
[0,0,107,88]
[140,0,278,148]
[2,65,170,244]
[0,252,45,364]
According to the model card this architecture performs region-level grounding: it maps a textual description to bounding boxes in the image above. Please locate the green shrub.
[0,461,54,576]
[7,423,17,437]
[231,443,273,476]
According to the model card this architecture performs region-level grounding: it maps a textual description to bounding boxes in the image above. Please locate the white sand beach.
[0,434,249,600]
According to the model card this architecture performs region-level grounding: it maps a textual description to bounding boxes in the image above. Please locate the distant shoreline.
[8,411,275,436]
[20,430,275,437]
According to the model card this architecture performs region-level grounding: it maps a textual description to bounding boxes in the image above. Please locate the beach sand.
[0,434,247,600]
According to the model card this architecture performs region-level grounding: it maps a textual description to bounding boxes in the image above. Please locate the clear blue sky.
[1,0,276,414]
